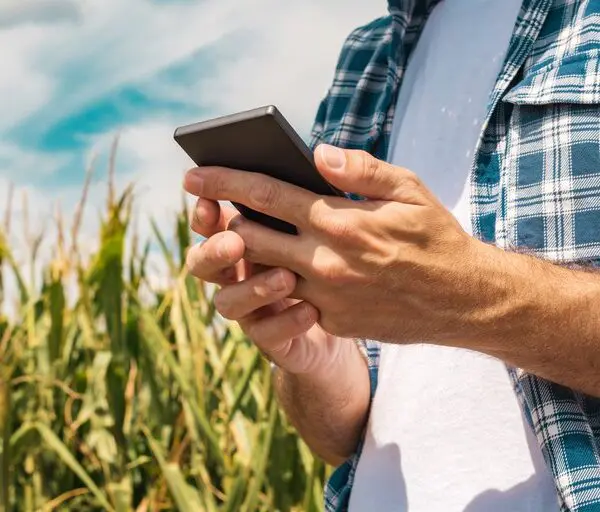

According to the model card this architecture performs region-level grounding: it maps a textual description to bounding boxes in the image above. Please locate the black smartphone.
[173,105,345,235]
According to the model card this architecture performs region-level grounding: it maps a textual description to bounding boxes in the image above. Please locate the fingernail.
[266,270,286,292]
[194,206,205,225]
[320,144,346,171]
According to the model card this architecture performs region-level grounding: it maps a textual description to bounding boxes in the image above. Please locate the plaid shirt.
[308,1,600,511]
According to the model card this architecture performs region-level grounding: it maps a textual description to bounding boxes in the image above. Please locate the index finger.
[184,166,320,230]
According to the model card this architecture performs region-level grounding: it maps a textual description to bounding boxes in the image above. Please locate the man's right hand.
[184,196,348,376]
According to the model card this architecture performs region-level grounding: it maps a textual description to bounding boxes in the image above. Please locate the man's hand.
[183,194,358,377]
[184,144,506,345]
[184,144,600,397]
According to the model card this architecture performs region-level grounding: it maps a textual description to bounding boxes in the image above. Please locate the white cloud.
[105,0,385,240]
[196,0,385,132]
[0,141,70,180]
[0,25,56,130]
[0,0,81,28]
[0,0,385,135]
[0,0,244,135]
[0,0,386,306]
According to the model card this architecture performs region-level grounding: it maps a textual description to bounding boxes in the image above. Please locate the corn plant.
[0,149,329,511]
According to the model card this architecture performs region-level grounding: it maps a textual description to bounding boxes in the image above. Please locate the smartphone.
[173,105,345,235]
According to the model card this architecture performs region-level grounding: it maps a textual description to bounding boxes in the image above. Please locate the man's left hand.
[183,144,517,345]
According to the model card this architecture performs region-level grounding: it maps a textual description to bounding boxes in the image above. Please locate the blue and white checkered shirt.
[308,1,600,510]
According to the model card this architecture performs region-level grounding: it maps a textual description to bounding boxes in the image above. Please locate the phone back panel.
[174,106,344,234]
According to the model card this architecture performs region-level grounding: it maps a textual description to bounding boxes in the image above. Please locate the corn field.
[0,152,329,511]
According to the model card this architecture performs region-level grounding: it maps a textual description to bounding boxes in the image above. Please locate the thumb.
[315,143,429,204]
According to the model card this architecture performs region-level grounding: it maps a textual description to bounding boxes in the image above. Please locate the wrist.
[451,240,586,352]
[273,337,371,465]
[442,240,541,349]
[274,337,369,410]
[278,336,362,385]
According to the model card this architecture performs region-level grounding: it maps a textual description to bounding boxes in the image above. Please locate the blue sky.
[0,0,383,281]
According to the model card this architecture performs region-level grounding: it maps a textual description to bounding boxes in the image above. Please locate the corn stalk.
[0,141,328,511]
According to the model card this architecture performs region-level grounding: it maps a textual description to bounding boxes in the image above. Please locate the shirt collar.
[387,0,439,15]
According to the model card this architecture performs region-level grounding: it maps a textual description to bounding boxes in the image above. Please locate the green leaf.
[0,230,28,304]
[242,396,279,512]
[145,431,203,512]
[136,305,224,467]
[86,189,129,353]
[45,272,66,363]
[150,218,176,275]
[0,372,11,511]
[106,355,128,458]
[107,476,132,512]
[268,413,305,510]
[0,159,324,511]
[226,351,261,423]
[222,472,247,512]
[175,199,190,269]
[13,423,114,512]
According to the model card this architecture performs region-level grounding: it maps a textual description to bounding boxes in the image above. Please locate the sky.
[0,0,385,285]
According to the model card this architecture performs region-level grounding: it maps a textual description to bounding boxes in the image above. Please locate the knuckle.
[400,169,421,188]
[308,199,331,231]
[249,181,280,211]
[311,206,369,246]
[322,212,354,240]
[359,151,382,182]
[400,210,428,238]
[213,291,234,319]
[212,173,229,197]
[394,169,424,201]
[314,259,347,286]
[203,171,224,198]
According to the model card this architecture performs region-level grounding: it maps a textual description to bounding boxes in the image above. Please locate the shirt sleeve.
[355,338,382,401]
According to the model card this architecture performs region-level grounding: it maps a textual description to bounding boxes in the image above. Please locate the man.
[183,0,600,510]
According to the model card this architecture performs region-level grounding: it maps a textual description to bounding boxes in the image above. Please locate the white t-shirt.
[348,1,559,511]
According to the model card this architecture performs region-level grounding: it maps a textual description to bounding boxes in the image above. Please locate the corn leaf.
[136,305,224,467]
[145,431,203,512]
[0,372,10,510]
[17,422,114,511]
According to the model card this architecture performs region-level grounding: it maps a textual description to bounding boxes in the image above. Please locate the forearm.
[274,339,370,467]
[455,242,600,396]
